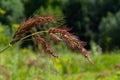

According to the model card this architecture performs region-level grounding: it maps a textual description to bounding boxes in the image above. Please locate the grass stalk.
[0,44,12,53]
[0,31,48,53]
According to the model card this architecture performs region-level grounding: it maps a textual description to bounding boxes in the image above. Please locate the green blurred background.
[0,0,120,80]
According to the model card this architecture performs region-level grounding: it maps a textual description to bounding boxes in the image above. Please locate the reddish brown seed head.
[48,28,94,64]
[13,16,55,39]
[33,34,58,58]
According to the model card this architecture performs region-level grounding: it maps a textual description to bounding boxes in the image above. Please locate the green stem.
[20,31,48,41]
[0,30,48,53]
[0,44,12,53]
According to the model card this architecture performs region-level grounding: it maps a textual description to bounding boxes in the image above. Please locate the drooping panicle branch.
[33,34,58,58]
[13,16,55,38]
[49,33,62,44]
[48,28,87,50]
[0,15,94,64]
[48,28,94,64]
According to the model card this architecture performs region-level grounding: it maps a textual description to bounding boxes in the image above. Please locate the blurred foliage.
[90,40,102,56]
[0,0,120,51]
[0,0,25,25]
[99,11,120,51]
[34,0,66,17]
[34,5,63,17]
[0,23,11,45]
[63,0,120,50]
[0,46,120,80]
[0,8,6,14]
[22,0,66,17]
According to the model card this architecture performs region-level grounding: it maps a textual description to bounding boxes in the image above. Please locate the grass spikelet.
[48,28,86,49]
[48,28,94,64]
[13,16,55,38]
[33,34,58,58]
[49,33,62,44]
[0,15,94,64]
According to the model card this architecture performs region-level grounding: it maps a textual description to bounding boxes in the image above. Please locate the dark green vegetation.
[0,0,120,50]
[0,0,120,80]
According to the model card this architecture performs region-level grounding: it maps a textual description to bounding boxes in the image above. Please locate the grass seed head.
[13,16,55,38]
[48,28,94,64]
[33,34,58,58]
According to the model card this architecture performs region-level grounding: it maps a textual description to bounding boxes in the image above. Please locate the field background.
[0,45,120,80]
[0,0,120,80]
